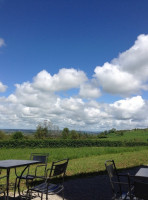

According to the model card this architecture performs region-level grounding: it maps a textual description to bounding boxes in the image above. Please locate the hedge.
[0,139,147,148]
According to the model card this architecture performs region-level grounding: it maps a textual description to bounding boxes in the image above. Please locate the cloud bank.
[0,34,148,131]
[94,34,148,96]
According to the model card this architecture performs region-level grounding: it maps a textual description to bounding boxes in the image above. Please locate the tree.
[109,128,116,134]
[61,128,70,139]
[11,131,24,140]
[34,125,48,139]
[0,130,6,140]
[34,120,60,139]
[70,130,79,139]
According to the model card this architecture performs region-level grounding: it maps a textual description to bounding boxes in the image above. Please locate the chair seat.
[17,174,35,180]
[30,182,64,194]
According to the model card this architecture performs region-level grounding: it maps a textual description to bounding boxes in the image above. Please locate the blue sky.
[0,0,148,131]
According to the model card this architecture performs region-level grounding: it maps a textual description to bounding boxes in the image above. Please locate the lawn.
[103,129,148,142]
[1,146,148,182]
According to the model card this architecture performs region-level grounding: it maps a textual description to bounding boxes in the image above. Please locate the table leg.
[6,168,10,200]
[18,165,29,199]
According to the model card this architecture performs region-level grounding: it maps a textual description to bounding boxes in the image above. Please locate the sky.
[0,0,148,131]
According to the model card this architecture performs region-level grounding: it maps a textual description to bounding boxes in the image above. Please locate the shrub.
[11,131,24,140]
[0,139,147,148]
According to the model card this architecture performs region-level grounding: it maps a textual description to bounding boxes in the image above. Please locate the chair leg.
[41,192,44,200]
[62,190,64,200]
[27,190,32,200]
[4,191,6,200]
[46,192,48,200]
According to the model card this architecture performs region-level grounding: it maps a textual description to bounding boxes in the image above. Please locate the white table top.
[135,168,148,178]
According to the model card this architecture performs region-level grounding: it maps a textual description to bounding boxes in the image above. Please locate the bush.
[0,139,147,148]
[11,131,24,140]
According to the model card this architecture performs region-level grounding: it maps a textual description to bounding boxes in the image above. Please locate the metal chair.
[27,158,69,200]
[133,179,148,200]
[105,160,132,200]
[14,153,49,197]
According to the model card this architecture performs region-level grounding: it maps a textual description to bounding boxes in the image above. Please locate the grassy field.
[1,129,148,191]
[102,129,148,142]
[1,146,148,180]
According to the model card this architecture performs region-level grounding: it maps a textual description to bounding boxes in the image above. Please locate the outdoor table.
[135,167,148,179]
[0,159,42,199]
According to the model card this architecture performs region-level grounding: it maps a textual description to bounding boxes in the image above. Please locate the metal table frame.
[0,159,42,199]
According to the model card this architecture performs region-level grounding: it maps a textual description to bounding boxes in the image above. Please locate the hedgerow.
[0,139,147,148]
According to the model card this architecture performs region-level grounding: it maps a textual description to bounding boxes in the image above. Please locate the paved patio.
[0,166,141,200]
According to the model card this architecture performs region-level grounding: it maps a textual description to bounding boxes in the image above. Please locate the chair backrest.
[134,179,148,199]
[105,160,122,197]
[30,153,49,165]
[49,159,69,178]
[105,160,119,179]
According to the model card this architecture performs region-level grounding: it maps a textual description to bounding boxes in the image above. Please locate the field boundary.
[0,139,148,148]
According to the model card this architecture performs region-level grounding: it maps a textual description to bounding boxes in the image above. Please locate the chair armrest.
[34,164,47,178]
[46,168,51,174]
[112,180,129,185]
[45,168,52,178]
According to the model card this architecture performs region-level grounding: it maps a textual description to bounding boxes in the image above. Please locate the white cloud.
[106,96,148,130]
[79,83,101,99]
[0,82,7,92]
[94,63,141,95]
[33,68,87,92]
[110,96,145,120]
[113,34,148,80]
[1,80,148,130]
[94,34,148,96]
[1,34,148,131]
[0,38,5,47]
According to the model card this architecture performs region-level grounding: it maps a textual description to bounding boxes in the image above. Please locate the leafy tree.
[0,130,6,140]
[11,131,24,140]
[116,130,124,136]
[70,130,79,139]
[35,120,60,139]
[97,132,108,138]
[34,125,48,139]
[61,128,70,139]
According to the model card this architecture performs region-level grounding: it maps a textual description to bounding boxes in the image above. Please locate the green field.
[1,146,148,180]
[1,128,148,190]
[102,128,148,142]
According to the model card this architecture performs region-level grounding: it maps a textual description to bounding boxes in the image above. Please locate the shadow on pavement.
[0,165,147,200]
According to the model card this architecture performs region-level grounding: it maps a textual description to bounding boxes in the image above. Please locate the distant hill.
[1,129,36,135]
